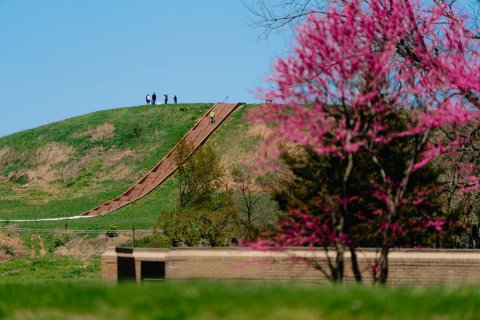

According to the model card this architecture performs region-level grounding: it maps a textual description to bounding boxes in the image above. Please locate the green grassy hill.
[0,103,261,230]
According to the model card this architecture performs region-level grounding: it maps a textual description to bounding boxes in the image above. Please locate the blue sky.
[0,0,289,137]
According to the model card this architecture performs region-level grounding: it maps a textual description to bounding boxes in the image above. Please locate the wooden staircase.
[81,102,243,217]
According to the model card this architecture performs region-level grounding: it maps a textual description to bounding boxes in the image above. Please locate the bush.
[1,245,14,257]
[155,192,240,247]
[105,225,118,238]
[156,144,241,247]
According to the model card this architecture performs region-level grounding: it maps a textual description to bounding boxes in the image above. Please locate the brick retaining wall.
[101,247,480,285]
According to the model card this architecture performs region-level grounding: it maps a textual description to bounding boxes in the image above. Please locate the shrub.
[105,225,118,238]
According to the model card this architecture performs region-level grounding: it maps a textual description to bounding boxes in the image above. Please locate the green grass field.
[0,281,478,319]
[0,254,100,283]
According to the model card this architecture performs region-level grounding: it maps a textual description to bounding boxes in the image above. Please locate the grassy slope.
[0,104,213,228]
[206,104,260,161]
[0,282,479,319]
[0,104,260,230]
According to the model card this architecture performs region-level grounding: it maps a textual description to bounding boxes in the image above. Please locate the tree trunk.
[350,246,363,283]
[333,244,344,282]
[378,246,390,284]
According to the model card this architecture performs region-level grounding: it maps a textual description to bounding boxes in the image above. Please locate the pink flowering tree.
[250,0,480,283]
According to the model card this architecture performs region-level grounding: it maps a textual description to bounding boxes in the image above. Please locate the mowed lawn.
[0,281,478,319]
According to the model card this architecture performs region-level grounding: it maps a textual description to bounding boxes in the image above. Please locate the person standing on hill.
[174,95,177,104]
[164,94,169,104]
[152,92,157,105]
[209,110,215,124]
[146,94,151,105]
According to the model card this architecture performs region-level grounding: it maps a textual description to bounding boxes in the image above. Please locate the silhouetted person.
[152,92,156,105]
[164,94,168,104]
[174,95,177,104]
[146,94,151,105]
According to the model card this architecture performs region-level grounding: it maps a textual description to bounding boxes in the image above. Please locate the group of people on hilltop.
[145,92,215,124]
[146,92,177,105]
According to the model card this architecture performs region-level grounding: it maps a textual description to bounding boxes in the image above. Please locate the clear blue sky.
[0,0,289,137]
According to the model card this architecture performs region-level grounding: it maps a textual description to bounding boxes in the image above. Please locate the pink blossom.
[250,0,480,281]
[426,218,446,232]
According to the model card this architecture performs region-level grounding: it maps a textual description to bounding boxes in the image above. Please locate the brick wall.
[101,247,480,285]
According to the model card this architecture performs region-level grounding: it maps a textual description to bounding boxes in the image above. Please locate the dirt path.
[31,234,47,256]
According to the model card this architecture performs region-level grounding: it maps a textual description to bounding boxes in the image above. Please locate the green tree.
[156,144,240,247]
[175,140,224,208]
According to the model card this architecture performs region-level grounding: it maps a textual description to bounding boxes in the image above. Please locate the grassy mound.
[0,104,211,225]
[0,103,262,229]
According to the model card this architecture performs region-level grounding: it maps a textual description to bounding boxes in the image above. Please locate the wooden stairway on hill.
[81,102,244,217]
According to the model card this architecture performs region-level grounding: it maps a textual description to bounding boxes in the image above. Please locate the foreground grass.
[0,281,478,319]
